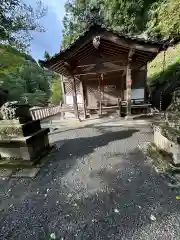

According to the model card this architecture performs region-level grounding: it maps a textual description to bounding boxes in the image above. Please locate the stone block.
[154,125,180,165]
[1,102,32,123]
[0,168,12,177]
[0,128,50,162]
[0,120,41,138]
[12,168,40,178]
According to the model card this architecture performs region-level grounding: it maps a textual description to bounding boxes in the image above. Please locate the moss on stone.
[0,125,23,138]
[145,143,172,173]
[154,122,180,144]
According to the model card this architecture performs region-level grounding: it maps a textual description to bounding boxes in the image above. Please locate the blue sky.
[29,0,66,60]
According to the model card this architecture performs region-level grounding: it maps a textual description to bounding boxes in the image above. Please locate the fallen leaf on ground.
[150,214,156,221]
[50,233,56,239]
[92,219,98,223]
[114,208,119,213]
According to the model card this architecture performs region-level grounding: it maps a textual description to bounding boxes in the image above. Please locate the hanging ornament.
[93,36,101,49]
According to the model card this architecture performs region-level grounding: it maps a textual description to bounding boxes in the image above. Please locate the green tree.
[146,0,180,41]
[49,76,62,105]
[0,0,46,51]
[103,0,158,34]
[0,44,56,106]
[61,0,158,49]
[44,51,51,60]
[61,0,102,49]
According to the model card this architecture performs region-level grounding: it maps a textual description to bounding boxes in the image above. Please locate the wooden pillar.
[143,65,148,102]
[80,80,87,119]
[126,62,132,117]
[60,75,65,119]
[71,76,80,120]
[125,49,135,118]
[99,74,102,116]
[64,62,80,121]
[120,76,124,100]
[61,75,66,104]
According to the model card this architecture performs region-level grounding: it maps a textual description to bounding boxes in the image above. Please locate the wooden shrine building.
[41,24,168,119]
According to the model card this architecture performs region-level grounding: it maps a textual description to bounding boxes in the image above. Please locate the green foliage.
[147,0,180,41]
[0,44,60,107]
[44,51,51,61]
[148,43,180,86]
[61,0,159,49]
[0,0,46,51]
[50,77,62,105]
[61,0,180,48]
[62,0,92,49]
[103,0,157,34]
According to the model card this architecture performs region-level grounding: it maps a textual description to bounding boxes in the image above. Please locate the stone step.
[0,145,53,169]
[0,128,50,161]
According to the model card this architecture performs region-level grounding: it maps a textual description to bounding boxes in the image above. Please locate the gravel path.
[0,122,180,239]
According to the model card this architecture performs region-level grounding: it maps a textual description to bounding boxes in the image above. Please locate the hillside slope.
[0,45,60,106]
[147,43,180,110]
[148,43,180,87]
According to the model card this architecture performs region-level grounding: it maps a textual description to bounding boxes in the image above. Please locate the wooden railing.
[30,105,62,120]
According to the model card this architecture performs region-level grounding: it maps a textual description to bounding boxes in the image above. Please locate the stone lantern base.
[0,119,50,166]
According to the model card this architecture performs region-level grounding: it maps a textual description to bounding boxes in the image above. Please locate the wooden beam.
[75,68,123,76]
[100,32,160,53]
[74,63,141,76]
[76,55,127,67]
[74,59,126,73]
[74,63,140,76]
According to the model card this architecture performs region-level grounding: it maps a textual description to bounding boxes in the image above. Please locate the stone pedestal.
[152,89,180,165]
[153,124,180,165]
[0,119,50,165]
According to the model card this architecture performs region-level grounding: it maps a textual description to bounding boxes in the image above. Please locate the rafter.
[100,32,160,53]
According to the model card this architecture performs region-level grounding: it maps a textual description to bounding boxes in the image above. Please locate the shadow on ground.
[0,126,180,239]
[53,128,139,161]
